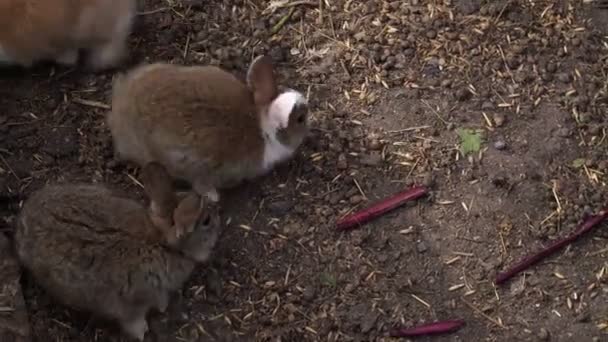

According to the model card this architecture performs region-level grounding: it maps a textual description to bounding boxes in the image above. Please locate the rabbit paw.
[122,316,148,341]
[205,189,220,203]
[193,181,220,203]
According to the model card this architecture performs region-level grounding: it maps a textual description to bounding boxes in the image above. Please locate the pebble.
[337,154,348,170]
[557,73,571,83]
[302,286,316,302]
[555,127,571,138]
[360,312,378,333]
[425,29,437,39]
[538,328,550,340]
[267,200,293,215]
[368,138,382,150]
[493,113,506,127]
[494,140,506,150]
[455,87,472,101]
[421,172,434,187]
[416,241,428,253]
[360,152,383,166]
[349,195,364,205]
[481,101,493,111]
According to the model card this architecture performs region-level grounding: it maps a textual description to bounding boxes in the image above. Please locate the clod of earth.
[336,185,429,231]
[495,208,608,285]
[389,319,466,337]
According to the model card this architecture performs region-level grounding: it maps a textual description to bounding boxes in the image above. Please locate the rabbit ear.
[141,162,177,222]
[172,193,203,239]
[246,55,278,107]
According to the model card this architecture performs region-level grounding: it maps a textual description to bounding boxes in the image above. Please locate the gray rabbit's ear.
[172,193,203,237]
[246,55,279,107]
[141,162,177,222]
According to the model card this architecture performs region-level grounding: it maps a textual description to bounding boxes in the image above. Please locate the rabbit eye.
[202,215,211,226]
[297,114,305,123]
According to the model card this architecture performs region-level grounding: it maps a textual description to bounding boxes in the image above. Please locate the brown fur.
[14,163,222,340]
[0,0,136,69]
[107,56,309,200]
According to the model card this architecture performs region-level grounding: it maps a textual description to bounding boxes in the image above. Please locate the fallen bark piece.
[495,209,608,285]
[389,319,465,337]
[0,233,31,342]
[336,185,429,231]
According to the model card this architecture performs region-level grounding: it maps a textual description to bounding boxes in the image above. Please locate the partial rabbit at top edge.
[107,55,310,202]
[14,162,222,341]
[0,0,137,70]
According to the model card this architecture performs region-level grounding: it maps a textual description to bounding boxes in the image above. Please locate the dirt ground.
[1,0,608,341]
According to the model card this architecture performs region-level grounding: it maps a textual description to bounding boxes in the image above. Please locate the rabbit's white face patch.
[260,90,307,170]
[268,90,307,129]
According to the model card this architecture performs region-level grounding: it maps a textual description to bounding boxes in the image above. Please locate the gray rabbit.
[14,162,222,340]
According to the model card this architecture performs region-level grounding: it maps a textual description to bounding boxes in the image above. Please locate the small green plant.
[456,128,484,156]
[572,158,586,169]
[320,273,337,288]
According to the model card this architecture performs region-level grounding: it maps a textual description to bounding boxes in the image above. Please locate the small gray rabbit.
[107,55,309,202]
[14,162,222,341]
[0,0,136,70]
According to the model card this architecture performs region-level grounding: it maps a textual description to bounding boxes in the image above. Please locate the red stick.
[336,185,429,231]
[389,320,465,337]
[495,208,608,285]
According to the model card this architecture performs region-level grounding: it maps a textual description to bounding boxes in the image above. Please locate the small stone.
[42,126,79,157]
[440,79,452,87]
[481,101,493,110]
[538,328,550,340]
[494,140,506,150]
[555,127,571,137]
[421,172,434,187]
[302,287,316,302]
[354,31,367,41]
[571,37,581,46]
[350,195,364,205]
[416,241,428,253]
[360,152,382,166]
[368,138,382,150]
[426,29,437,39]
[267,200,293,215]
[446,31,459,40]
[337,154,348,170]
[546,63,557,73]
[493,113,506,127]
[360,312,378,333]
[557,73,571,83]
[455,88,473,101]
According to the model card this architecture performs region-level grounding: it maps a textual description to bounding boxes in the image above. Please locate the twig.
[72,97,110,110]
[461,298,506,329]
[137,7,170,16]
[270,7,296,35]
[0,154,20,182]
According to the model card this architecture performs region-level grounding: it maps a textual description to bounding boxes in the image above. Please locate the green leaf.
[320,273,337,288]
[572,158,586,168]
[456,128,484,156]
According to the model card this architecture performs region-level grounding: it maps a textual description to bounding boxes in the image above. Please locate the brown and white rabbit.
[14,162,222,341]
[107,55,309,202]
[0,0,136,70]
